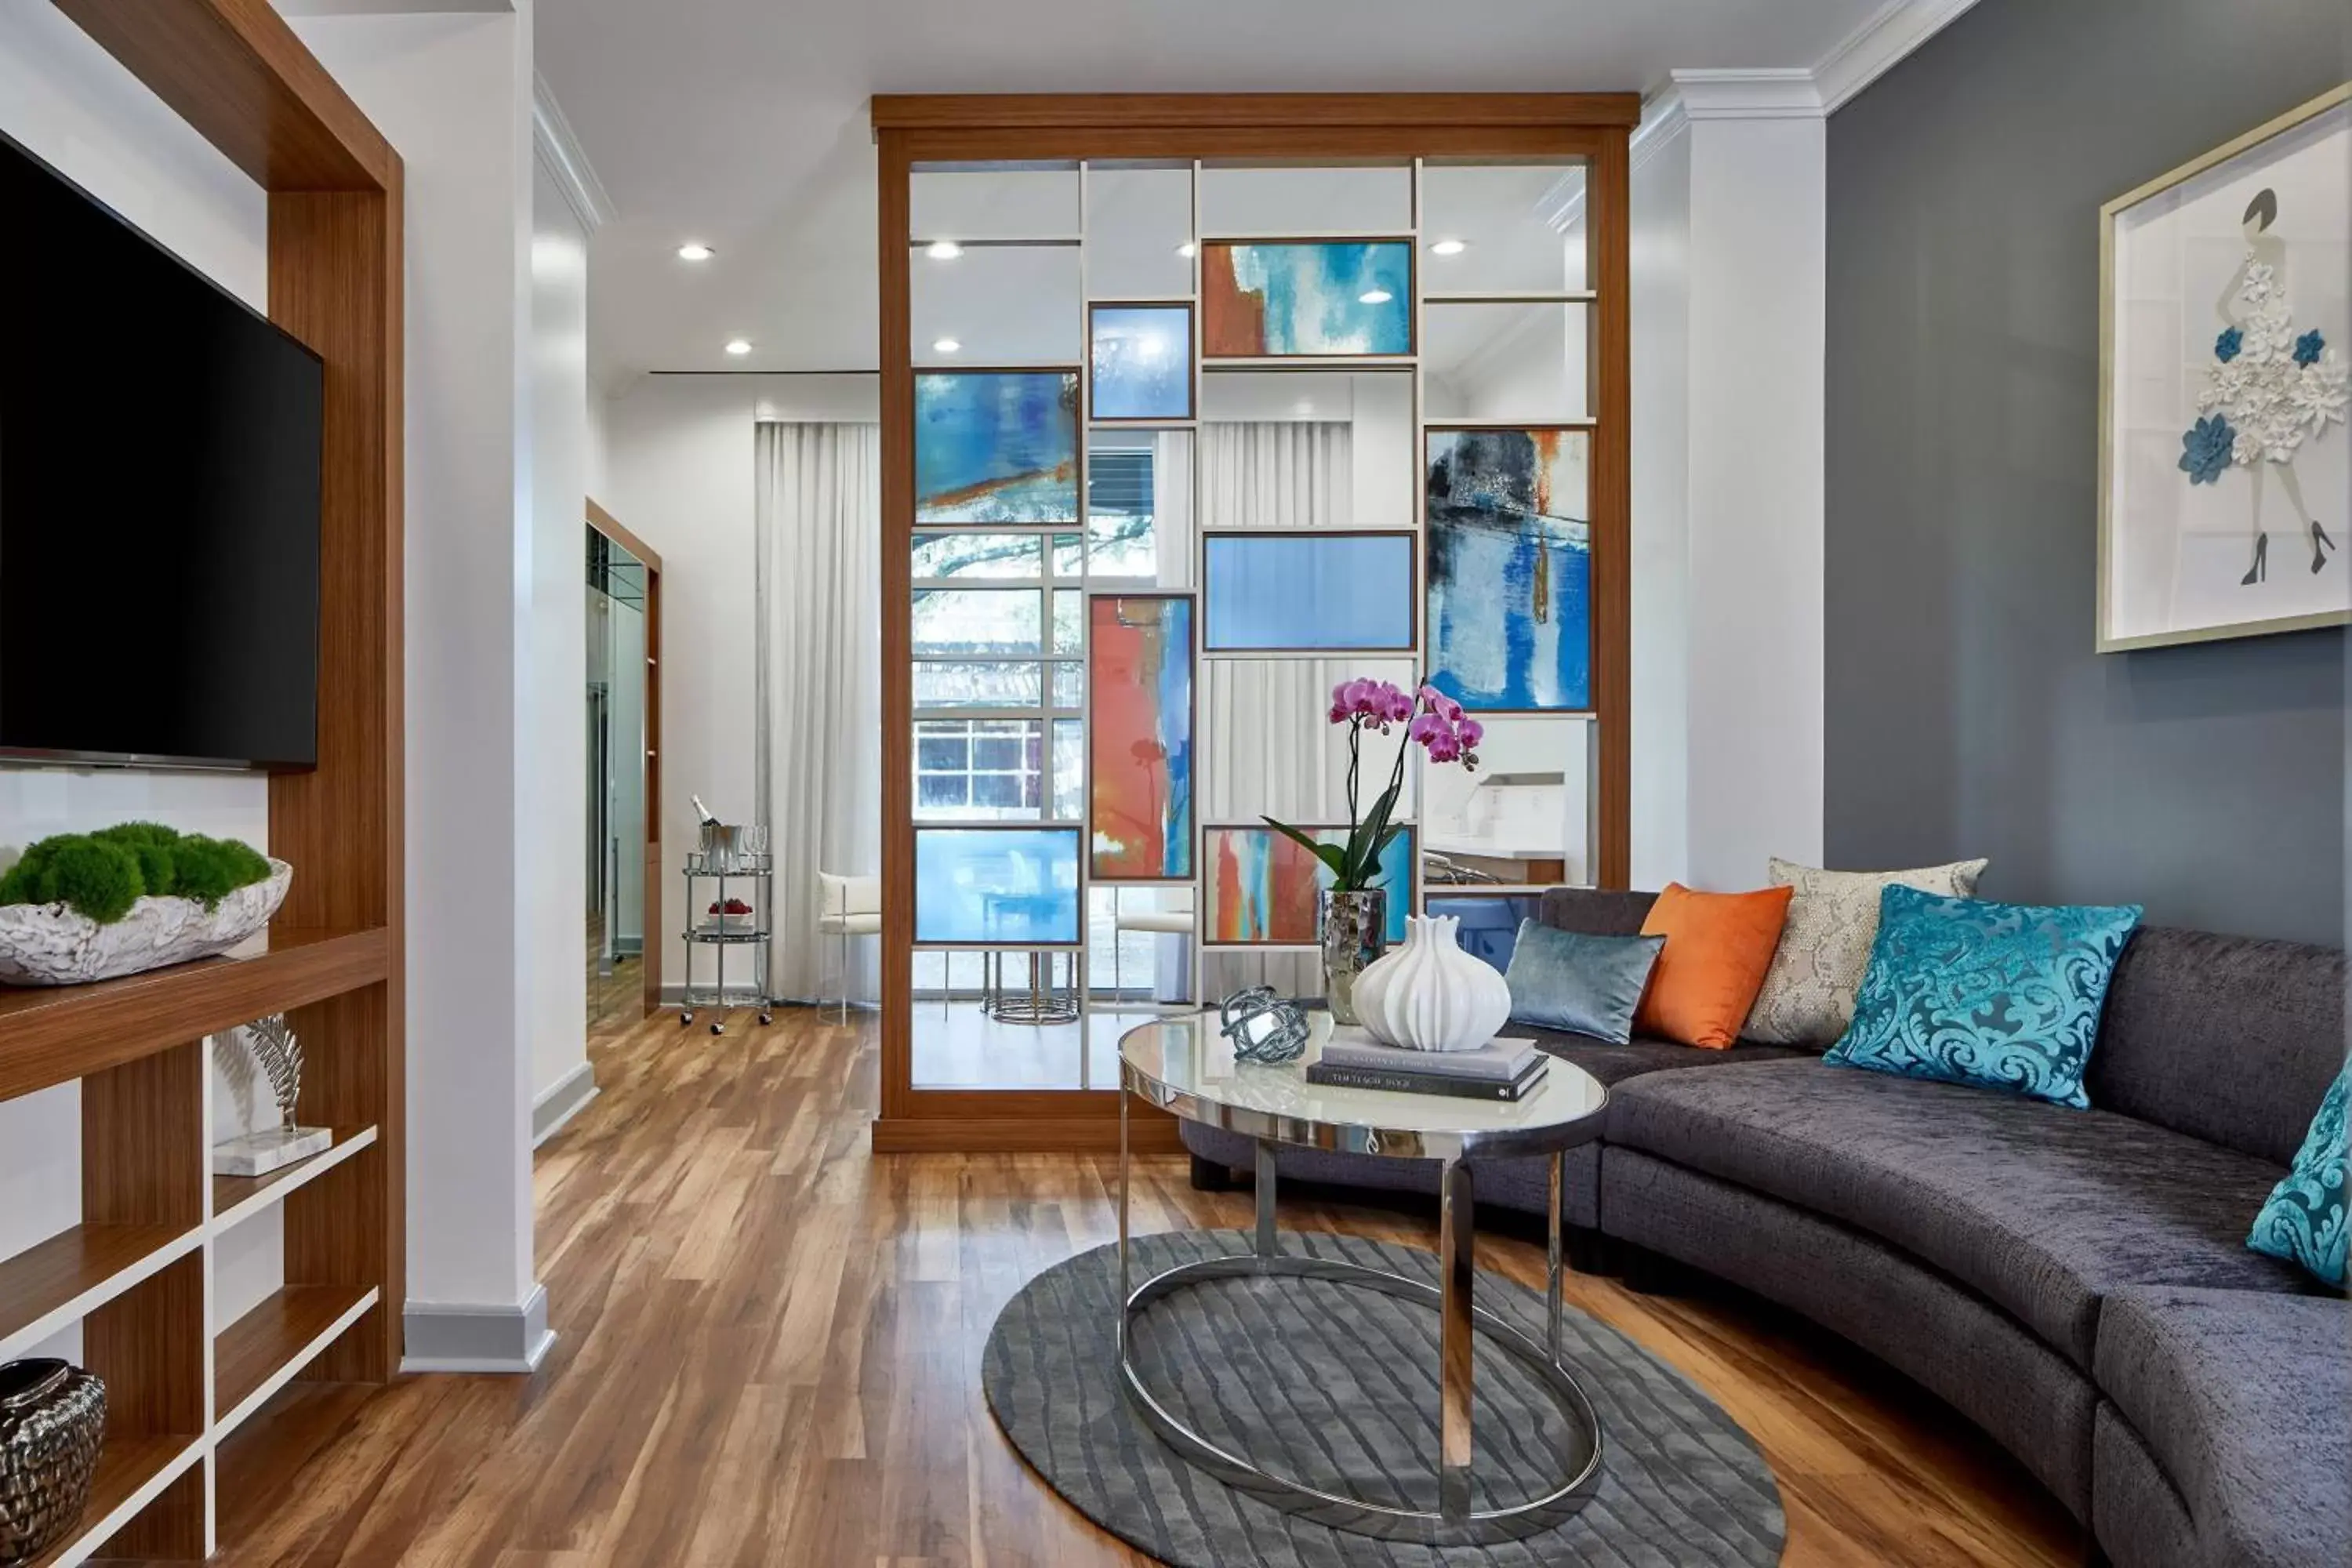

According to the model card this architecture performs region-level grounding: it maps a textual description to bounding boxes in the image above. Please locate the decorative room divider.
[871,95,1639,1153]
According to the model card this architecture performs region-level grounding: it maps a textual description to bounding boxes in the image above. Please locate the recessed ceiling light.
[1359,289,1393,305]
[676,242,713,262]
[932,336,962,354]
[927,240,963,260]
[1175,241,1198,258]
[724,339,753,356]
[1430,238,1468,256]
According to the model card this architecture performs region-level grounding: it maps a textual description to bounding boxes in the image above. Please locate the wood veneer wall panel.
[1592,129,1632,889]
[267,174,404,1377]
[877,132,915,1123]
[82,1255,207,1548]
[82,1041,204,1232]
[872,93,1642,132]
[49,0,391,191]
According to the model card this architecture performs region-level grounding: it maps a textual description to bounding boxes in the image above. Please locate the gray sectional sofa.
[1181,888,2350,1567]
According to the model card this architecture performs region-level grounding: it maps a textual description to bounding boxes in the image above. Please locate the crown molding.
[1667,68,1825,122]
[532,71,615,233]
[1814,0,1983,111]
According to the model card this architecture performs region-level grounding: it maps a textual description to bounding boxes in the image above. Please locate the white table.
[1116,1011,1611,1545]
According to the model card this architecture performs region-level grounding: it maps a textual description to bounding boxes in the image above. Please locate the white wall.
[1683,113,1826,888]
[528,154,590,1110]
[1629,125,1693,891]
[0,0,289,1355]
[288,3,546,1368]
[603,373,875,995]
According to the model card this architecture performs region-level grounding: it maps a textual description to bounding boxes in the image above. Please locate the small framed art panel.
[915,369,1082,524]
[1089,302,1195,421]
[1201,241,1414,358]
[2099,85,2349,651]
[1425,426,1593,711]
[1089,593,1196,880]
[913,825,1083,946]
[1204,824,1414,946]
[1201,531,1417,651]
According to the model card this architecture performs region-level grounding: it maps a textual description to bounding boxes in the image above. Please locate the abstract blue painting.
[1426,429,1592,711]
[1203,242,1412,358]
[913,826,1082,944]
[1202,534,1415,650]
[916,372,1080,523]
[1090,304,1192,420]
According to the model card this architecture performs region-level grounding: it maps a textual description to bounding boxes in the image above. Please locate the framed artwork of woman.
[2099,84,2350,652]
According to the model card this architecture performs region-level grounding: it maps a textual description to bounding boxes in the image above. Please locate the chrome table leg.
[1548,1149,1564,1359]
[1438,1158,1475,1523]
[1254,1139,1279,1263]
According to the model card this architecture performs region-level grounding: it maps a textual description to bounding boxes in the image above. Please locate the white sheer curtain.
[756,423,881,1004]
[1199,422,1350,531]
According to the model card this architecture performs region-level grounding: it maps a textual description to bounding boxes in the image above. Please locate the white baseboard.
[402,1284,554,1374]
[531,1060,598,1148]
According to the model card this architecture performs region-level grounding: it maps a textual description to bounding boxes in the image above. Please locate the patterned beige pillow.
[1741,857,1988,1046]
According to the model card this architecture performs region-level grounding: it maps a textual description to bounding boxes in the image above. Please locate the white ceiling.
[534,0,1893,381]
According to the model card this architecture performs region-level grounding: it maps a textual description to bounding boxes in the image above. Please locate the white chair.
[1109,887,1196,1004]
[816,873,881,1023]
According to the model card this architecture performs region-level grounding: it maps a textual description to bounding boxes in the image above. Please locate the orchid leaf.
[1349,782,1403,888]
[1260,818,1349,882]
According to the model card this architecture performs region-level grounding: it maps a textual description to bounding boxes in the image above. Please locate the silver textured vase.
[0,1359,105,1564]
[1317,888,1388,1026]
[1352,913,1515,1052]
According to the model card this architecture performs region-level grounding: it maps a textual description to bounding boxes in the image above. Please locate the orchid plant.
[1263,677,1483,895]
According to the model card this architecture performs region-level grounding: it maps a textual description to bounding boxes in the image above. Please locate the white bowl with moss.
[0,829,292,986]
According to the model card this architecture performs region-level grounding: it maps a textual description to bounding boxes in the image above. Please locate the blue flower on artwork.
[2215,327,2244,363]
[2178,414,2236,485]
[2295,329,2326,368]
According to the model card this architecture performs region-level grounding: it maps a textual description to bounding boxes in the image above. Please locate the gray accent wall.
[1825,0,2349,946]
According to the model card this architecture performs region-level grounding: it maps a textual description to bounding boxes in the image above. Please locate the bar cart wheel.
[758,1010,774,1026]
[710,1020,724,1036]
[681,1008,695,1026]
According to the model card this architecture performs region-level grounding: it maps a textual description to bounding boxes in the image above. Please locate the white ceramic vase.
[1350,913,1512,1053]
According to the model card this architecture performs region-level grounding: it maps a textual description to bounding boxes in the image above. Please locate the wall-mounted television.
[0,132,322,771]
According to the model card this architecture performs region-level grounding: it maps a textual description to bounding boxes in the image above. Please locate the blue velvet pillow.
[1823,886,2142,1109]
[1503,921,1665,1044]
[2249,1064,2348,1287]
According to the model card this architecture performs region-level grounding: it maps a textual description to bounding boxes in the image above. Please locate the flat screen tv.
[0,133,322,771]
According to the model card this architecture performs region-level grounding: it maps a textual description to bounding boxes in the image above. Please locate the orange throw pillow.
[1635,882,1795,1049]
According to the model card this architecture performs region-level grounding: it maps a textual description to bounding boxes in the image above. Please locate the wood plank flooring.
[180,1007,2082,1566]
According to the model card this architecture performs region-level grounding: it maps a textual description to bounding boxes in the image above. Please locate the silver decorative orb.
[1218,985,1311,1065]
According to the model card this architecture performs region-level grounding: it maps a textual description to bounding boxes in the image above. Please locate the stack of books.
[1305,1027,1550,1102]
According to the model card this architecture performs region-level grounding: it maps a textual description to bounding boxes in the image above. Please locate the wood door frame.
[587,498,664,1022]
[872,94,1635,1152]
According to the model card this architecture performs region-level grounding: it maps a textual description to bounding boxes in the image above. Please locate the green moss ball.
[35,836,147,924]
[172,835,272,909]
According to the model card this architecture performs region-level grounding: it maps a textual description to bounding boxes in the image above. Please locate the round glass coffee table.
[1116,1011,1611,1546]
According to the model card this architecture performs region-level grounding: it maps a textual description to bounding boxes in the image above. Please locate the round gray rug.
[983,1230,1784,1566]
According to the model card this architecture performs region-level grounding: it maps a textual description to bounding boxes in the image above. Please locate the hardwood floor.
[182,1007,2082,1566]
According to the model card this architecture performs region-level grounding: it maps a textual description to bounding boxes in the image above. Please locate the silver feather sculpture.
[243,1014,303,1125]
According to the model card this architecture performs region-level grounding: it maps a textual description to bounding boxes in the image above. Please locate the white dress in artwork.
[2180,187,2350,582]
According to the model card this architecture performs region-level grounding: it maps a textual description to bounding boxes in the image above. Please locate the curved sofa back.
[2086,927,2347,1167]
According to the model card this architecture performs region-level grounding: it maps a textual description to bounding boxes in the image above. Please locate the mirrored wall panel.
[1089,594,1196,880]
[912,165,1080,241]
[914,826,1083,945]
[1090,884,1196,1004]
[1423,715,1590,887]
[1200,658,1415,823]
[915,717,1045,822]
[916,372,1080,523]
[1203,532,1415,650]
[1423,301,1590,422]
[1199,163,1413,236]
[1201,949,1326,1004]
[1085,164,1194,297]
[1418,162,1589,293]
[1087,428,1189,584]
[1425,428,1592,710]
[1205,826,1414,946]
[913,243,1081,366]
[1199,370,1413,532]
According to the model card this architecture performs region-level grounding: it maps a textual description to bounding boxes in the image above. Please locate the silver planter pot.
[1317,888,1388,1026]
[0,1359,106,1564]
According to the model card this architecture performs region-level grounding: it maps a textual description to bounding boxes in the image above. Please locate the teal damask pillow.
[1823,886,2142,1109]
[2248,1065,2348,1287]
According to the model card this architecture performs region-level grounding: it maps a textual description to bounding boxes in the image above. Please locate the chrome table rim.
[1116,1250,1606,1546]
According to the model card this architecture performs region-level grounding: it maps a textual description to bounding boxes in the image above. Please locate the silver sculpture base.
[211,1124,332,1178]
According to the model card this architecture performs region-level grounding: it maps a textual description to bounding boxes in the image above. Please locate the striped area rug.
[983,1229,1784,1566]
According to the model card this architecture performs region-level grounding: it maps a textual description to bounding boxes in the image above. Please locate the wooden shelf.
[0,1223,203,1365]
[215,1283,378,1438]
[212,1125,378,1232]
[0,925,389,1102]
[19,1431,203,1568]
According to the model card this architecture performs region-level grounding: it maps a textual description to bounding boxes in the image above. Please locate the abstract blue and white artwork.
[913,826,1082,945]
[1203,534,1415,650]
[916,371,1080,523]
[1203,241,1412,358]
[1091,304,1193,420]
[1425,428,1592,711]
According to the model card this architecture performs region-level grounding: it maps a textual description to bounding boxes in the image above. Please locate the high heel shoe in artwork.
[2313,521,2337,574]
[2241,532,2267,586]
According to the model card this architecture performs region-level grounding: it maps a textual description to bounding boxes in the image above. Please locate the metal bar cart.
[679,821,774,1034]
